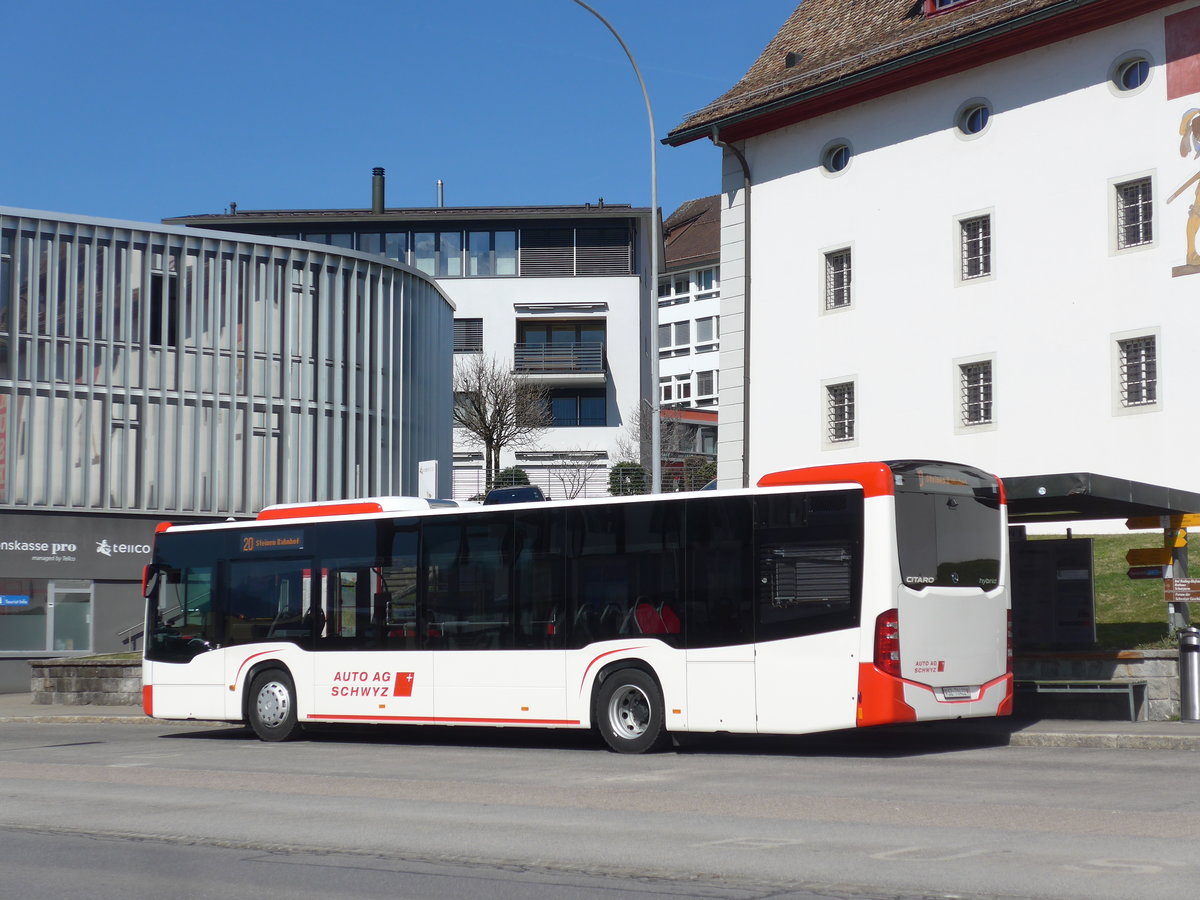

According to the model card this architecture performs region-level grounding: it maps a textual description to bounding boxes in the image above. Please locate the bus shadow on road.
[157,717,1022,758]
[673,720,1021,758]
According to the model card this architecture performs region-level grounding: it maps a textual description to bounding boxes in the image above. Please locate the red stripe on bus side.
[578,646,649,694]
[757,462,894,497]
[233,650,280,685]
[306,714,581,726]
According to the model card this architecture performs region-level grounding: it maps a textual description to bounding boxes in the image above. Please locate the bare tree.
[549,449,607,500]
[615,399,697,468]
[453,354,552,490]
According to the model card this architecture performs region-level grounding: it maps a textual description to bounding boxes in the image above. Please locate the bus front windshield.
[147,565,215,663]
[889,461,1002,590]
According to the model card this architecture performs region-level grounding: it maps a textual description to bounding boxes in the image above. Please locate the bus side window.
[754,492,862,641]
[685,495,753,649]
[514,508,565,649]
[567,502,683,648]
[421,514,514,651]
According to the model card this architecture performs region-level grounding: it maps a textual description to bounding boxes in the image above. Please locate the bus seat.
[635,601,664,634]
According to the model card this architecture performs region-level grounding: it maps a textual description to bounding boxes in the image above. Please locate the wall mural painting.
[1167,6,1200,277]
[1169,109,1200,274]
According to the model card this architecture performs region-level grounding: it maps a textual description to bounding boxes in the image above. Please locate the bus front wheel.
[247,669,303,742]
[595,669,670,754]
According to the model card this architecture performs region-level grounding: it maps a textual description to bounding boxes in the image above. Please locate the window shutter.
[576,227,631,275]
[453,318,483,352]
[519,228,574,276]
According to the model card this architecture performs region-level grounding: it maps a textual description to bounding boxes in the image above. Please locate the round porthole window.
[1115,56,1149,91]
[821,142,851,174]
[958,102,991,136]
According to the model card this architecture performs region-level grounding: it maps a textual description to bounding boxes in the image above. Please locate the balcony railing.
[513,341,606,374]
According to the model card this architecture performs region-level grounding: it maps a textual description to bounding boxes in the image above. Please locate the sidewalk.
[0,692,155,725]
[2,691,1200,750]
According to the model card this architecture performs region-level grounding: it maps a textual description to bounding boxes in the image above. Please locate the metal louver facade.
[0,208,454,516]
[518,226,632,277]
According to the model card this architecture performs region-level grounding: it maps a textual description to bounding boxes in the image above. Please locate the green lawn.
[1043,533,1186,650]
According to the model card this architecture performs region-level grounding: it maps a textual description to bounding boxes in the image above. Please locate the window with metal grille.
[960,215,991,279]
[960,361,993,425]
[453,318,483,353]
[1119,336,1157,406]
[1116,178,1153,249]
[824,249,852,309]
[826,382,855,443]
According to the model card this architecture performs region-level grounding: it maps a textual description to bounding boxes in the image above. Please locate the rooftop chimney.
[436,179,444,208]
[372,167,385,214]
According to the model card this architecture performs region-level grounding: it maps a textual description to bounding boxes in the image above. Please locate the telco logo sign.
[95,539,151,557]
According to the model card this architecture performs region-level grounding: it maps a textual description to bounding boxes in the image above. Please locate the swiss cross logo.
[938,661,946,673]
[393,672,415,697]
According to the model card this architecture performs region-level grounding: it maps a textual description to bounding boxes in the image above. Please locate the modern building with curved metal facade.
[0,207,453,689]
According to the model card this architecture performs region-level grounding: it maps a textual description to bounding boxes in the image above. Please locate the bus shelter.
[1002,472,1200,647]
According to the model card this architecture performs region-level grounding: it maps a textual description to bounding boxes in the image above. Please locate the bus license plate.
[942,686,972,699]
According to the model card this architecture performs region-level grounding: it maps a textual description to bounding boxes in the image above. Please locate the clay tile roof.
[666,0,1166,144]
[663,195,721,268]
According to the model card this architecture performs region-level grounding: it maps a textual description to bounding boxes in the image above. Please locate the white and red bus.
[141,460,1012,752]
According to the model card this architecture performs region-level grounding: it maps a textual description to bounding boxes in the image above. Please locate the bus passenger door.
[309,564,435,724]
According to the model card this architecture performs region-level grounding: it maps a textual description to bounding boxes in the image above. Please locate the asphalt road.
[0,720,1197,900]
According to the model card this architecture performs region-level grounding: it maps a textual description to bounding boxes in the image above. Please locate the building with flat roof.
[167,173,654,501]
[0,207,453,690]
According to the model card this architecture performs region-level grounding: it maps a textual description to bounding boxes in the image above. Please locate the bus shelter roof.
[1003,472,1200,524]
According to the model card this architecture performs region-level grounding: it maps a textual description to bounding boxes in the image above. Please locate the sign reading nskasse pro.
[0,514,156,579]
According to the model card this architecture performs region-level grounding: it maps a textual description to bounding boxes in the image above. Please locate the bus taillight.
[874,609,901,677]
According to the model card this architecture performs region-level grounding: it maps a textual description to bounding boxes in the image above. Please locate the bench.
[1014,679,1148,722]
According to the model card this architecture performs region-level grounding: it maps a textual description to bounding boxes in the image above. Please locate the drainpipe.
[710,128,752,489]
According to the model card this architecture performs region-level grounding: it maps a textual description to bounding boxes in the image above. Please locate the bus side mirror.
[142,565,161,599]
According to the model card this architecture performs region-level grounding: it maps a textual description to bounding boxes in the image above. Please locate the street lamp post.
[571,0,661,494]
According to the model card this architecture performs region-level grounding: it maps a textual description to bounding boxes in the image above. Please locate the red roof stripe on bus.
[257,501,385,521]
[757,462,894,498]
[155,521,174,533]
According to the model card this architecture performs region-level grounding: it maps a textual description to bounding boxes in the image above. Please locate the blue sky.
[0,1,792,224]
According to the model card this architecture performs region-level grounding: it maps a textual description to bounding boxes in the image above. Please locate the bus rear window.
[890,462,1001,589]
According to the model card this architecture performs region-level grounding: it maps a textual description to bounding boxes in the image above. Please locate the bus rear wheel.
[595,669,670,754]
[248,669,303,742]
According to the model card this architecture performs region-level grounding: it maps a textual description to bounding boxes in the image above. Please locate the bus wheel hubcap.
[609,685,650,739]
[257,682,290,727]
